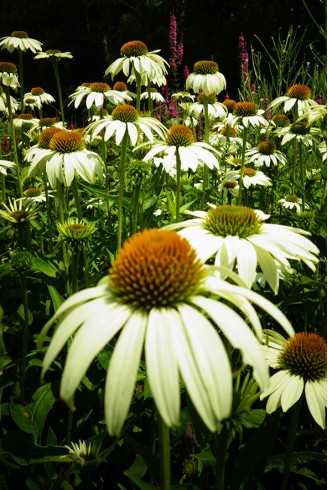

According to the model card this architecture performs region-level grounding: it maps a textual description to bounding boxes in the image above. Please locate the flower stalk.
[117,131,129,249]
[158,414,171,490]
[280,397,303,490]
[4,85,23,197]
[238,127,248,205]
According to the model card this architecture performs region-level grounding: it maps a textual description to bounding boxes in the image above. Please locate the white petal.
[105,311,147,436]
[127,122,138,146]
[236,239,257,288]
[60,303,133,408]
[191,296,269,390]
[42,298,107,378]
[305,380,327,428]
[167,308,218,431]
[253,245,279,294]
[145,309,180,427]
[280,375,304,412]
[178,304,232,420]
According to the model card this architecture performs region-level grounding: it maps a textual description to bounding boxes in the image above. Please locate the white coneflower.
[186,60,226,96]
[39,228,293,436]
[164,204,320,294]
[261,330,326,429]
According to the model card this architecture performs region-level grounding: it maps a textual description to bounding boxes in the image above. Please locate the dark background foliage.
[0,0,326,103]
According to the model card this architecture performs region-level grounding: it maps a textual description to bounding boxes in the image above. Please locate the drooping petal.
[167,308,218,431]
[253,244,279,294]
[127,122,139,146]
[211,281,295,338]
[60,302,133,408]
[105,310,148,436]
[280,375,304,412]
[191,296,269,390]
[145,308,180,427]
[236,239,257,288]
[41,295,111,377]
[305,380,327,429]
[178,303,232,421]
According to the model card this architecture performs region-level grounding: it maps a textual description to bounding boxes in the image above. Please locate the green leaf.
[47,285,64,312]
[124,433,160,483]
[0,432,69,465]
[17,303,33,325]
[123,454,158,490]
[192,445,216,465]
[31,383,57,444]
[32,257,57,277]
[10,401,37,436]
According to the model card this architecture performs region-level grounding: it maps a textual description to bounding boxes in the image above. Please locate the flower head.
[140,87,165,103]
[57,218,96,242]
[269,84,318,115]
[63,440,104,466]
[278,120,322,147]
[188,92,227,121]
[68,82,132,110]
[0,197,38,224]
[25,129,104,188]
[105,40,169,85]
[245,140,287,167]
[22,186,52,203]
[260,330,327,428]
[232,102,268,128]
[223,99,237,113]
[0,61,19,89]
[0,84,19,112]
[221,167,272,189]
[141,123,220,173]
[272,113,290,127]
[0,31,42,53]
[85,104,167,146]
[24,87,55,108]
[186,60,226,96]
[278,195,308,212]
[164,205,320,294]
[34,49,73,61]
[39,228,293,436]
[13,113,39,133]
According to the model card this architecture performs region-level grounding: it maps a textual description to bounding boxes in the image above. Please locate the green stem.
[117,131,129,250]
[18,49,25,112]
[57,183,70,296]
[70,245,80,295]
[238,126,248,205]
[71,177,83,220]
[291,138,297,195]
[19,273,29,403]
[147,80,153,114]
[298,142,305,211]
[43,171,54,254]
[158,414,171,490]
[175,150,182,222]
[201,95,210,208]
[4,85,23,197]
[1,173,6,204]
[82,246,90,288]
[280,397,302,490]
[213,425,230,490]
[131,177,142,234]
[51,60,65,125]
[134,69,142,113]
